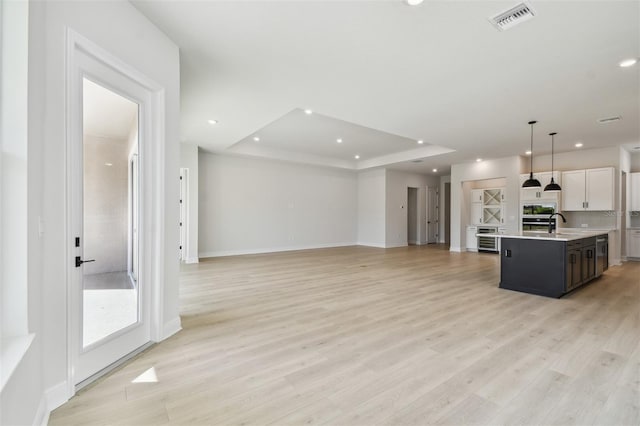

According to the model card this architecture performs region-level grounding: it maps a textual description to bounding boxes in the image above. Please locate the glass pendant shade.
[522,120,541,188]
[544,132,562,192]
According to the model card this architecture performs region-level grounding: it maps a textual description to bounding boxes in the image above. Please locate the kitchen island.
[485,231,609,298]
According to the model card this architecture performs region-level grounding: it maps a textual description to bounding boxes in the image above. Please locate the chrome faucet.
[548,212,567,233]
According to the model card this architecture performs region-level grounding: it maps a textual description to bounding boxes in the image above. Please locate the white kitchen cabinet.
[627,229,640,258]
[483,188,504,204]
[561,170,586,210]
[520,172,561,202]
[561,168,615,211]
[466,226,478,251]
[631,173,640,211]
[470,188,505,224]
[471,202,482,225]
[586,168,615,211]
[483,205,505,225]
[470,189,483,203]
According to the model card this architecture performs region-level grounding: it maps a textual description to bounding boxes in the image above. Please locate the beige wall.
[83,134,129,274]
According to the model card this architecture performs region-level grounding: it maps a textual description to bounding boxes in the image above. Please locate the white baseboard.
[45,381,70,413]
[449,246,463,252]
[356,242,386,248]
[185,257,199,264]
[162,317,182,340]
[384,243,407,248]
[33,381,70,426]
[199,242,357,258]
[32,394,47,426]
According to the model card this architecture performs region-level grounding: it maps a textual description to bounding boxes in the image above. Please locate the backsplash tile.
[561,211,617,229]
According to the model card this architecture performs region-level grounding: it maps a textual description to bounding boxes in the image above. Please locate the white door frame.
[65,28,167,395]
[128,150,139,284]
[179,168,189,262]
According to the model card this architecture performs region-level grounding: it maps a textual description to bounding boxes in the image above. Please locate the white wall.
[0,1,37,425]
[450,156,522,251]
[1,0,29,339]
[199,154,358,257]
[83,134,129,275]
[1,1,181,424]
[180,143,199,263]
[357,168,386,247]
[385,170,439,248]
[533,146,621,173]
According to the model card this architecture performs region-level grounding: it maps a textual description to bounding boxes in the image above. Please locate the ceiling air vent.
[598,116,622,124]
[489,2,536,31]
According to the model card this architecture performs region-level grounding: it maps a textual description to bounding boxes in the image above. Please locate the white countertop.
[479,230,609,241]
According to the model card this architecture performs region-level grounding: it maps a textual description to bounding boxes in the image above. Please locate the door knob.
[75,256,96,268]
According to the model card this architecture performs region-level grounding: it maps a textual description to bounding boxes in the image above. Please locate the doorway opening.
[82,78,139,348]
[444,182,451,246]
[407,187,418,245]
[622,171,627,258]
[426,186,439,244]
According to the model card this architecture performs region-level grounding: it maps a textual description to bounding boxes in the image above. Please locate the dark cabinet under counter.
[499,234,604,298]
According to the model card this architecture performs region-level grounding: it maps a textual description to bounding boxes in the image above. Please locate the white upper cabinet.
[631,172,640,212]
[561,167,615,211]
[519,172,560,201]
[470,189,483,203]
[483,188,504,205]
[561,170,587,210]
[586,168,615,211]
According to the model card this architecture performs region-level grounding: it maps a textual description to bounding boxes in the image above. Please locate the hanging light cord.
[528,120,537,176]
[551,133,554,174]
[530,124,533,174]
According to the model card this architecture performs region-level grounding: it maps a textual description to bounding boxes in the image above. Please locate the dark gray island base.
[496,232,608,298]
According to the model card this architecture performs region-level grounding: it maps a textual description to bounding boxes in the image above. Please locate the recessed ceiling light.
[417,140,424,144]
[253,136,260,142]
[432,168,438,173]
[105,162,113,167]
[525,150,532,155]
[476,158,483,162]
[354,155,360,160]
[406,0,424,5]
[207,119,218,125]
[619,58,638,68]
[575,142,583,148]
[304,109,313,115]
[336,138,343,143]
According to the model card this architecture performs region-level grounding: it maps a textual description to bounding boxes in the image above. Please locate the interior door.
[70,49,151,386]
[427,187,438,243]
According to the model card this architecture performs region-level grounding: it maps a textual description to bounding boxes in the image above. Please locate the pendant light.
[544,132,562,192]
[522,120,541,188]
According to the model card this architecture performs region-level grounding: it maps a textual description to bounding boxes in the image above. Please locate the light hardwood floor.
[50,245,640,425]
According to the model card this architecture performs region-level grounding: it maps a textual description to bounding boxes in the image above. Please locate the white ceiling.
[132,0,640,174]
[83,78,138,140]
